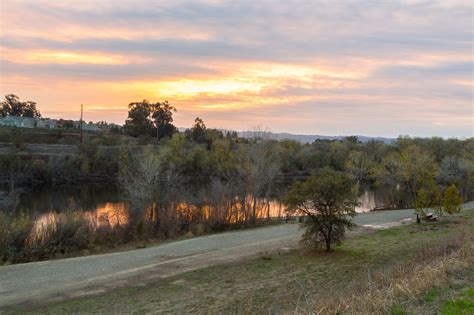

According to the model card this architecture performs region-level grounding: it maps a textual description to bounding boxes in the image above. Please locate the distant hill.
[238,131,395,144]
[178,127,395,144]
[239,131,396,143]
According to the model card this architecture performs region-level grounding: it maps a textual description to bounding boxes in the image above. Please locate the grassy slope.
[25,209,474,314]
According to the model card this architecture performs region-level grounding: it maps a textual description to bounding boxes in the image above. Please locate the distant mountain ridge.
[238,131,395,144]
[178,127,395,144]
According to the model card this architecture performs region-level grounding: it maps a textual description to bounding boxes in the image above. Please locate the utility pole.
[80,104,83,144]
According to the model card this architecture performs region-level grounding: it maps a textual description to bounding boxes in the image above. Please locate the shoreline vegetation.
[0,207,287,265]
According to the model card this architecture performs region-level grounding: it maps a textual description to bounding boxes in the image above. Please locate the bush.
[191,223,205,236]
[3,211,35,263]
[41,212,92,255]
[443,184,462,215]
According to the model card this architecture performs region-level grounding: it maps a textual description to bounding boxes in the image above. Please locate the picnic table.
[425,212,438,221]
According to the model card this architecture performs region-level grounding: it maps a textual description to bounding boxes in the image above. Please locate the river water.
[11,183,379,228]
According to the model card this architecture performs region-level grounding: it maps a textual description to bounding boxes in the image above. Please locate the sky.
[0,0,472,137]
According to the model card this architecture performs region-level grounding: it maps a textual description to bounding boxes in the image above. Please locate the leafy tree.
[285,168,359,252]
[328,141,350,170]
[344,136,360,144]
[437,156,473,198]
[443,184,462,215]
[209,138,239,180]
[372,152,405,208]
[0,94,41,118]
[344,150,373,185]
[186,117,207,143]
[363,139,388,163]
[277,139,305,173]
[398,145,437,202]
[415,185,442,217]
[437,156,464,185]
[151,101,177,140]
[124,100,177,139]
[124,100,154,137]
[414,188,431,217]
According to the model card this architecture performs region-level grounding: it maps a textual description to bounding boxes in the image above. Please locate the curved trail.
[0,209,418,309]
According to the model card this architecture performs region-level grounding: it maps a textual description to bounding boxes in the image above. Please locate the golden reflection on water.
[33,202,130,233]
[88,202,129,226]
[33,194,372,235]
[34,199,286,231]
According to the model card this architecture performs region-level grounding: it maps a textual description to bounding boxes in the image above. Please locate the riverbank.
[0,208,283,265]
[6,207,473,314]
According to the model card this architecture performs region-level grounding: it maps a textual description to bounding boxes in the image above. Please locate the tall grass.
[0,210,130,264]
[309,230,473,314]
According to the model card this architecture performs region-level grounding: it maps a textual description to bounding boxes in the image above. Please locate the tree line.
[0,98,473,261]
[2,98,473,212]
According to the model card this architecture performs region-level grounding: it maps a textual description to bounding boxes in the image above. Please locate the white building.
[0,115,102,132]
[0,116,36,128]
[36,118,58,129]
[82,123,102,132]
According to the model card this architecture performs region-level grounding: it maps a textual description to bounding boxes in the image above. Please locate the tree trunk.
[266,199,270,220]
[149,203,154,222]
[325,239,331,252]
[326,223,333,252]
[278,200,282,220]
[252,197,257,222]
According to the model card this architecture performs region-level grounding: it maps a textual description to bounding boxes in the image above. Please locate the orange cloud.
[0,48,143,65]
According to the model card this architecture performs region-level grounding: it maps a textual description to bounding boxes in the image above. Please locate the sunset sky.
[0,0,472,137]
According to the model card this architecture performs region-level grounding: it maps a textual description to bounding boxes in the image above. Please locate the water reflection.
[17,184,123,214]
[93,202,129,226]
[17,184,380,232]
[357,190,376,212]
[33,202,129,233]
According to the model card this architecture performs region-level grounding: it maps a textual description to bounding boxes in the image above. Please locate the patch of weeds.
[424,286,447,302]
[464,288,474,297]
[390,305,406,315]
[440,287,474,315]
[380,228,403,237]
[441,299,474,315]
[162,284,183,294]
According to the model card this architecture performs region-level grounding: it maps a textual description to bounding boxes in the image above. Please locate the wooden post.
[80,104,83,144]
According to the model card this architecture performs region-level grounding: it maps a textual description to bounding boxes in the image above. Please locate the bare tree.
[246,141,281,221]
[251,124,274,141]
[120,153,160,209]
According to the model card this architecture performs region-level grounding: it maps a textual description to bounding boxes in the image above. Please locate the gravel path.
[0,208,430,309]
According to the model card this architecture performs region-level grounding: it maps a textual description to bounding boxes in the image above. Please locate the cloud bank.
[0,0,472,137]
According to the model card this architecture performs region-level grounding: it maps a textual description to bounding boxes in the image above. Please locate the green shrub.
[5,211,34,263]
